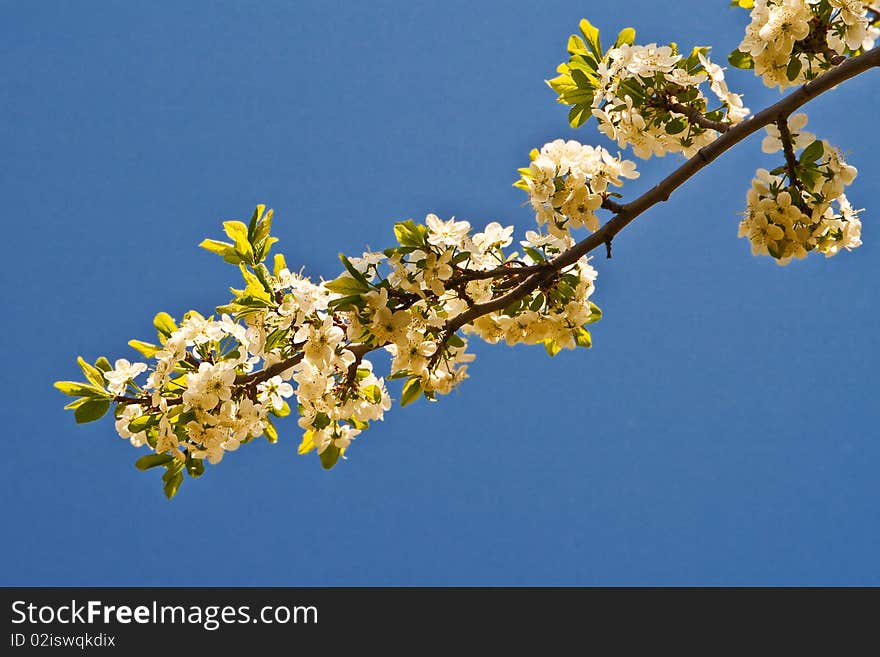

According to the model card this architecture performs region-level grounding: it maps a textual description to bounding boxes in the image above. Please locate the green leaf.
[264,417,279,444]
[578,18,603,60]
[185,453,205,478]
[63,397,89,410]
[94,357,112,372]
[162,465,184,500]
[247,204,265,242]
[298,430,316,455]
[128,414,157,433]
[400,377,422,407]
[543,339,562,357]
[568,104,592,128]
[327,294,365,310]
[77,356,105,388]
[362,385,383,404]
[253,263,275,295]
[446,334,465,348]
[799,139,824,164]
[74,399,111,423]
[615,27,636,48]
[728,49,754,69]
[547,72,577,96]
[273,253,287,277]
[567,34,588,55]
[153,312,177,341]
[319,444,341,470]
[503,299,522,317]
[574,327,593,348]
[340,254,370,287]
[251,207,275,262]
[54,381,109,398]
[524,247,545,263]
[223,220,254,264]
[786,56,802,81]
[198,238,239,264]
[393,220,425,248]
[665,117,687,134]
[135,453,174,471]
[128,339,160,358]
[324,276,369,295]
[272,401,291,418]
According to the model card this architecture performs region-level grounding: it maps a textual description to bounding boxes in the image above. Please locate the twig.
[439,46,880,338]
[776,115,803,191]
[663,99,730,133]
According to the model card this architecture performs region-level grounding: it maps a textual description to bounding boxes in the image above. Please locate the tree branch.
[663,99,730,133]
[165,46,880,395]
[776,116,803,191]
[453,261,552,281]
[442,45,880,335]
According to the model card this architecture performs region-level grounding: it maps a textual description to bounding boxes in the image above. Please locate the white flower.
[182,361,237,410]
[105,359,148,396]
[256,375,294,411]
[425,214,471,248]
[473,222,514,252]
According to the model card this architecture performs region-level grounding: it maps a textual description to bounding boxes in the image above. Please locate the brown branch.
[441,45,880,336]
[454,261,551,282]
[114,394,183,408]
[155,46,879,397]
[114,395,149,405]
[776,116,803,191]
[235,342,375,388]
[820,46,846,66]
[663,99,730,133]
[601,197,626,214]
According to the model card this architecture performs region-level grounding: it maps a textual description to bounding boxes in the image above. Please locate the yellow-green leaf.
[574,327,592,348]
[615,27,636,48]
[199,238,234,257]
[578,18,603,59]
[153,312,177,341]
[223,220,254,263]
[273,253,287,277]
[77,356,105,388]
[54,381,109,398]
[324,276,369,295]
[400,377,422,407]
[362,385,383,404]
[543,339,562,357]
[264,417,279,444]
[298,430,316,455]
[128,339,160,358]
[567,34,588,55]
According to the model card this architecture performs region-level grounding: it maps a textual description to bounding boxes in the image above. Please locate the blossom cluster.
[514,139,639,237]
[590,45,749,158]
[734,0,879,89]
[548,20,748,159]
[739,114,862,264]
[57,198,605,496]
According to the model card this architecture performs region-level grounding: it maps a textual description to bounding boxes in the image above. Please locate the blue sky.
[2,0,878,585]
